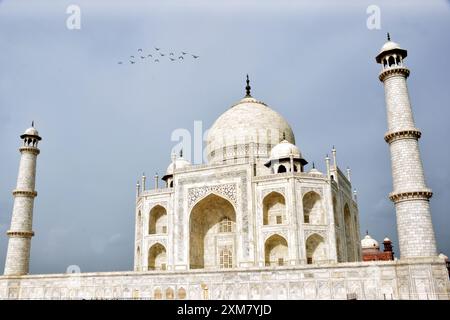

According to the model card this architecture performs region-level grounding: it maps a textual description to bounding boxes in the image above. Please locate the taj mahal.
[0,36,449,300]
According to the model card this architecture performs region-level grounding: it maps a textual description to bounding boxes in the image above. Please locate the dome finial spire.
[31,120,34,127]
[180,148,183,158]
[245,74,251,97]
[387,32,391,41]
[282,131,286,141]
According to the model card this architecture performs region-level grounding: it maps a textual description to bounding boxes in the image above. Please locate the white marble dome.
[166,158,191,175]
[308,167,322,176]
[206,96,295,163]
[375,37,407,63]
[379,40,401,53]
[270,140,301,160]
[23,127,39,136]
[361,234,379,250]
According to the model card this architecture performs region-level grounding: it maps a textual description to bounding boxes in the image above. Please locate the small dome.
[375,37,408,63]
[361,234,379,250]
[24,127,39,136]
[383,237,391,242]
[270,140,301,160]
[166,158,191,175]
[308,167,322,176]
[20,125,42,141]
[379,40,401,53]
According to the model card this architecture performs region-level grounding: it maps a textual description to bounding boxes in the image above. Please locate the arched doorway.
[306,233,326,264]
[263,192,286,225]
[189,194,236,269]
[264,234,288,267]
[148,243,167,270]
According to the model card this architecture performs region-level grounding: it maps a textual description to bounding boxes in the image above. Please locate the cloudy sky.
[0,0,449,274]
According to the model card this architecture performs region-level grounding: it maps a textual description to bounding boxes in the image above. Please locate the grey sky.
[0,0,449,274]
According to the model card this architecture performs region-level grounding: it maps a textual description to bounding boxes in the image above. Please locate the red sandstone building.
[361,233,394,262]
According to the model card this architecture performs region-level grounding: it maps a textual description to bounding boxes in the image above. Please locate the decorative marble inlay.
[188,183,237,209]
[261,187,285,199]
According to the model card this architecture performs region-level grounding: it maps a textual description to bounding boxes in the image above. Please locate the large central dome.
[206,94,295,164]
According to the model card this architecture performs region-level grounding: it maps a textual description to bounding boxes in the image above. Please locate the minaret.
[376,34,437,258]
[4,124,42,275]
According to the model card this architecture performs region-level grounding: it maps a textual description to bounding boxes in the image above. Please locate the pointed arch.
[153,287,162,300]
[149,205,167,234]
[177,287,186,300]
[189,193,236,269]
[303,191,324,224]
[263,192,286,225]
[306,233,326,264]
[264,234,288,267]
[148,243,167,270]
[165,287,174,300]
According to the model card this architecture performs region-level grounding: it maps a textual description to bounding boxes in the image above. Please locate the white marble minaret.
[376,34,437,258]
[4,124,42,276]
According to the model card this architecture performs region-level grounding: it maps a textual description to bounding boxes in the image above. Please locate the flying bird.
[160,53,165,56]
[170,58,175,61]
[130,55,135,58]
[192,55,199,59]
[148,54,152,57]
[155,47,160,51]
[118,61,123,64]
[181,52,188,55]
[141,56,145,59]
[154,59,159,62]
[169,52,174,56]
[138,48,143,52]
[130,61,135,64]
[178,56,184,60]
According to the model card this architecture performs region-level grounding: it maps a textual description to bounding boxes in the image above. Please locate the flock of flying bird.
[118,47,200,65]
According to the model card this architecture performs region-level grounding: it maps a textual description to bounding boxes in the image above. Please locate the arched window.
[153,288,162,300]
[302,191,324,224]
[263,192,286,225]
[388,56,395,67]
[177,288,186,300]
[219,246,233,269]
[149,205,167,234]
[277,165,286,173]
[219,217,233,233]
[264,234,288,267]
[166,288,174,300]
